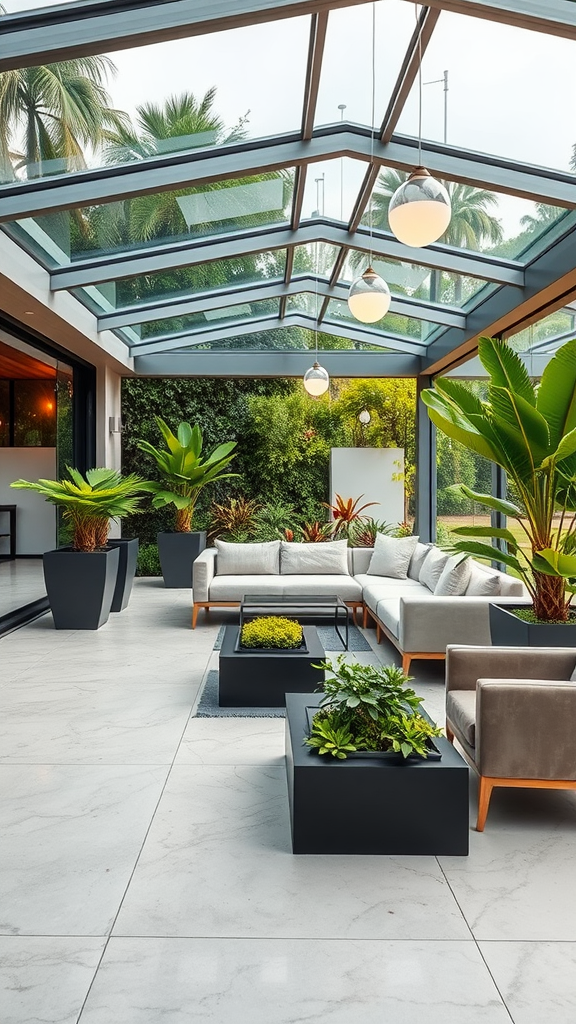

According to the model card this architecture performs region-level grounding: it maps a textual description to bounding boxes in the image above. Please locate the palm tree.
[519,202,561,234]
[0,56,129,182]
[352,169,503,304]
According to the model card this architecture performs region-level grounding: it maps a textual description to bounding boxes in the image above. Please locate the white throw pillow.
[367,533,419,579]
[419,547,449,592]
[434,555,472,596]
[465,564,501,596]
[408,542,433,581]
[280,539,350,575]
[215,539,280,575]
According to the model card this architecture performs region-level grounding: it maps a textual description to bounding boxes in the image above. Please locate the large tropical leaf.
[458,487,523,518]
[450,525,519,550]
[532,549,576,578]
[421,391,499,463]
[488,386,550,466]
[536,338,576,448]
[449,539,523,574]
[478,336,536,406]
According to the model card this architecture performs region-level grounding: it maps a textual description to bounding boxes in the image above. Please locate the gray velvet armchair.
[445,645,576,831]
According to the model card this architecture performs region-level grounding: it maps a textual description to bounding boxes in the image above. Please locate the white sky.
[4,0,576,238]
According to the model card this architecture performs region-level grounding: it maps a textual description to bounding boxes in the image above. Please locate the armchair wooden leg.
[476,776,494,832]
[192,603,199,629]
[445,723,454,744]
[402,653,412,674]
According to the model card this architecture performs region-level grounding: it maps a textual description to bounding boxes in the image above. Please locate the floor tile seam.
[96,934,481,943]
[435,856,517,1023]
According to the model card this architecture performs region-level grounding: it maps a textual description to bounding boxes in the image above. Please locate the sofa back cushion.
[435,555,472,596]
[419,546,449,591]
[280,539,350,575]
[465,563,502,596]
[367,533,419,579]
[408,542,433,581]
[214,539,280,575]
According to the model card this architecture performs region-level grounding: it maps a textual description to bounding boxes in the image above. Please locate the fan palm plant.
[11,468,149,551]
[137,419,238,532]
[421,336,576,622]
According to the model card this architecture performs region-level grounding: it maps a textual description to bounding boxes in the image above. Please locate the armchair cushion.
[446,690,476,747]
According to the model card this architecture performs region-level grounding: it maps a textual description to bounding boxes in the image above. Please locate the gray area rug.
[212,623,372,652]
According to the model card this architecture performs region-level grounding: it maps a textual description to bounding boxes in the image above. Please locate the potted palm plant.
[421,336,576,644]
[11,468,150,628]
[137,419,238,588]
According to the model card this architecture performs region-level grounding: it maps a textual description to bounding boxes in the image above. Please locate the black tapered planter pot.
[157,530,206,588]
[489,603,576,646]
[43,547,120,629]
[108,538,139,612]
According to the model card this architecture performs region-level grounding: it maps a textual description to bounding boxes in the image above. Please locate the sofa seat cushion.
[355,573,423,591]
[361,579,425,615]
[446,690,476,748]
[374,598,402,639]
[209,574,362,602]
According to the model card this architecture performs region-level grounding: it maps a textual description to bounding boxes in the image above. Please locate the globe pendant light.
[348,265,391,323]
[347,2,390,325]
[303,361,330,397]
[388,166,451,247]
[388,4,452,248]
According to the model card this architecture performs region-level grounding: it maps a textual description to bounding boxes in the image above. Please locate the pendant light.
[388,4,451,247]
[347,2,391,325]
[303,241,329,397]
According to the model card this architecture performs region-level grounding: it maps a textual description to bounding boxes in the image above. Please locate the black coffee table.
[240,594,350,650]
[218,625,325,707]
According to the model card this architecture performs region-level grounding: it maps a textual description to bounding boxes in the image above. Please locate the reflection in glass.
[0,381,9,447]
[13,380,57,446]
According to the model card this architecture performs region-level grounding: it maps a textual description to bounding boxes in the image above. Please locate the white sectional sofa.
[192,536,528,670]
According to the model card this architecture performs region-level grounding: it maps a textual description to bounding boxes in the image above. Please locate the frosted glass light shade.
[388,167,451,247]
[358,409,371,425]
[347,267,391,324]
[303,361,330,396]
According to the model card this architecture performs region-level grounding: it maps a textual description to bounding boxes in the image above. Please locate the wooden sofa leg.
[362,605,369,628]
[402,653,412,674]
[445,723,454,744]
[192,603,199,629]
[376,622,382,644]
[476,776,494,832]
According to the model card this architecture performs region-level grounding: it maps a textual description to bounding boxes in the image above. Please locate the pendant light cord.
[314,238,319,360]
[416,2,423,166]
[369,0,376,265]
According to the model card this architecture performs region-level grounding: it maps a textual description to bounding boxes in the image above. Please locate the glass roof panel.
[191,326,385,352]
[339,253,485,308]
[396,11,576,173]
[9,171,294,266]
[323,297,432,341]
[361,173,567,261]
[286,293,319,317]
[73,250,287,314]
[301,159,367,223]
[0,19,309,184]
[507,307,576,356]
[292,243,340,279]
[129,297,278,343]
[314,1,416,130]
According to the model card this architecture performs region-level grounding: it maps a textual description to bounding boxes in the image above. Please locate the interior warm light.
[347,267,391,324]
[388,167,451,247]
[303,362,330,397]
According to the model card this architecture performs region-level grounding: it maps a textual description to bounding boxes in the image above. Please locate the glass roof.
[1,0,576,374]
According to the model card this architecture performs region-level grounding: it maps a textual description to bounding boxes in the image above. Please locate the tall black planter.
[43,547,119,629]
[489,603,576,646]
[108,538,139,612]
[157,530,206,588]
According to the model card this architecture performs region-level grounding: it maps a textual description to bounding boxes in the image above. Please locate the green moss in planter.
[513,607,576,626]
[240,616,303,649]
[136,543,162,577]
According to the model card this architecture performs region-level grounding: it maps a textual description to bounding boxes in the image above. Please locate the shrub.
[136,542,162,577]
[348,518,395,547]
[240,616,303,649]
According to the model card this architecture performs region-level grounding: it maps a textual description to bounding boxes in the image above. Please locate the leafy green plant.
[208,496,259,541]
[136,542,162,577]
[136,419,238,533]
[347,518,396,547]
[240,616,303,649]
[251,499,300,542]
[422,336,576,622]
[322,493,379,537]
[11,468,149,552]
[306,656,442,760]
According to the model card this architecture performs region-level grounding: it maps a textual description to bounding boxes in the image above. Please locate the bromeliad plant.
[11,468,149,551]
[421,336,576,622]
[322,493,378,537]
[306,656,442,759]
[137,419,239,533]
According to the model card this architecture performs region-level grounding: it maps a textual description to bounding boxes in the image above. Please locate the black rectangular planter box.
[108,537,139,612]
[489,603,576,647]
[285,693,470,855]
[219,625,325,707]
[158,530,206,588]
[43,547,120,630]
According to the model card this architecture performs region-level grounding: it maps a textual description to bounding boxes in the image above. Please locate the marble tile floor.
[1,579,575,1024]
[0,558,46,618]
